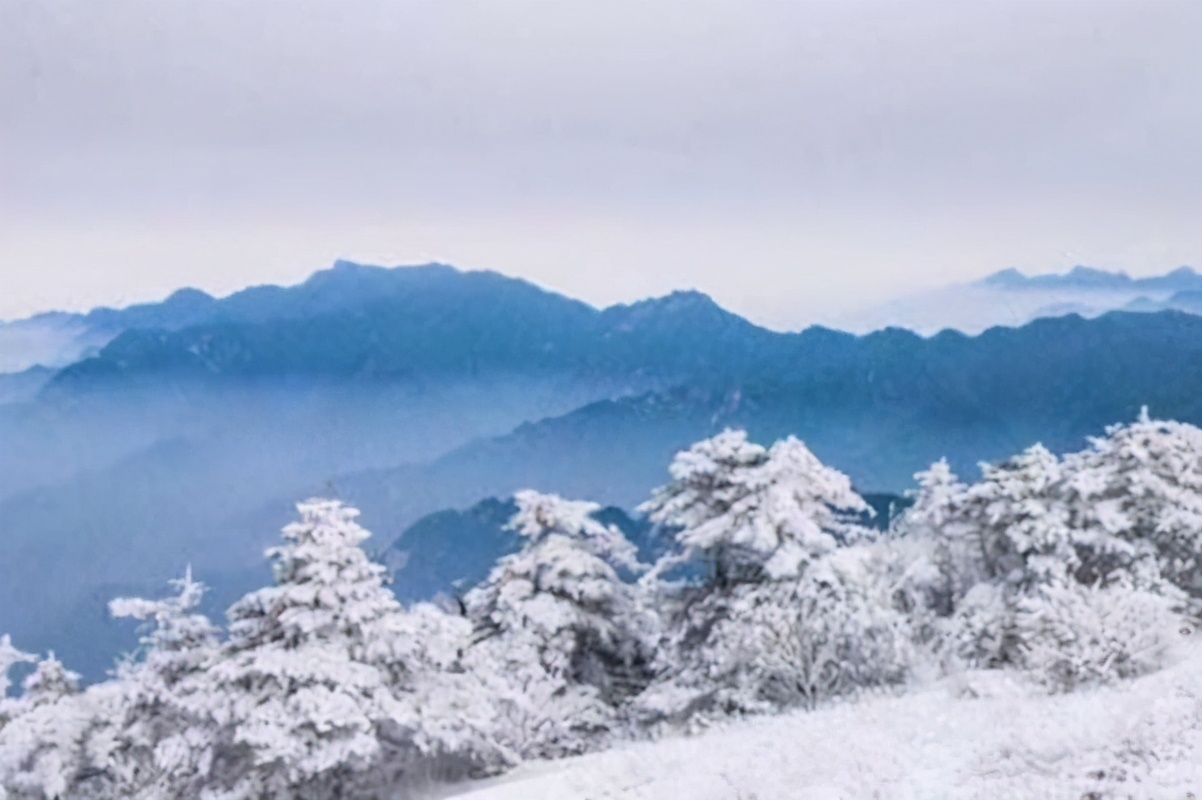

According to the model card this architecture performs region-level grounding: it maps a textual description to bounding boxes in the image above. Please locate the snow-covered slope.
[445,642,1202,800]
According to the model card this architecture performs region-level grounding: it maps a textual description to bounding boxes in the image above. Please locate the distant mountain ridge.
[980,265,1202,292]
[2,261,533,373]
[829,265,1201,335]
[6,262,1198,377]
[1121,289,1202,315]
[44,271,775,395]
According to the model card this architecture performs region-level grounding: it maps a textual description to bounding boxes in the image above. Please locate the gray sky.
[1,0,1200,328]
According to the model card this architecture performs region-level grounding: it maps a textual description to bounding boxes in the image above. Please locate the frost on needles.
[1,411,1201,799]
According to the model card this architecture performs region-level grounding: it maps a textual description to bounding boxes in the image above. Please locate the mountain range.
[1,261,1199,679]
[6,263,1199,375]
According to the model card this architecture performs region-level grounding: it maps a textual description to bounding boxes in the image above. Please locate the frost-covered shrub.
[861,528,951,664]
[641,547,912,722]
[1014,579,1185,693]
[464,491,658,759]
[943,583,1011,670]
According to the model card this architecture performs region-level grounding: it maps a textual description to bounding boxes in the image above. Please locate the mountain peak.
[980,267,1027,287]
[601,289,749,335]
[306,260,459,286]
[611,289,722,313]
[648,289,721,310]
[162,287,215,306]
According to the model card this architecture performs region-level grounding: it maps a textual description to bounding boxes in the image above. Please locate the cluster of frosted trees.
[1,410,1200,799]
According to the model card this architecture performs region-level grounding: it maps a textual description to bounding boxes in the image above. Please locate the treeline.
[1,411,1200,799]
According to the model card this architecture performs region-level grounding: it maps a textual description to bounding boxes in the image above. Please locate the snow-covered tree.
[1064,409,1202,599]
[955,444,1078,591]
[891,451,1046,667]
[0,654,117,800]
[0,637,35,741]
[18,657,78,708]
[463,490,656,759]
[638,429,769,584]
[944,582,1010,670]
[905,459,963,533]
[110,567,219,688]
[640,431,870,585]
[899,430,1191,686]
[96,569,222,799]
[894,459,971,619]
[382,602,507,781]
[202,499,502,800]
[912,445,1078,669]
[639,431,906,723]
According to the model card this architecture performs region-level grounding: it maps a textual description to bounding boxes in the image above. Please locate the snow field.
[448,641,1202,800]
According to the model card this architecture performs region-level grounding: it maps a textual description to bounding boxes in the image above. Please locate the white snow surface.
[443,641,1202,800]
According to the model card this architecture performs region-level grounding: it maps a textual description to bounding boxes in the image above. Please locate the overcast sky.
[1,0,1199,327]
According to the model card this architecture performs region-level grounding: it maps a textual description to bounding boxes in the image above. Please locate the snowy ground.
[441,642,1202,800]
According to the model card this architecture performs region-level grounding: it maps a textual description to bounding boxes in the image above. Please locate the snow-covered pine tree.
[914,445,1076,669]
[0,653,116,800]
[884,459,972,649]
[98,569,223,799]
[202,499,500,800]
[902,446,1053,668]
[638,431,908,723]
[463,490,657,759]
[955,444,1076,591]
[1064,409,1202,600]
[380,601,508,781]
[905,459,963,534]
[640,431,869,585]
[16,657,77,708]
